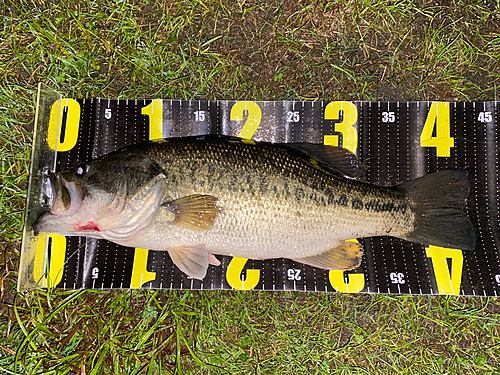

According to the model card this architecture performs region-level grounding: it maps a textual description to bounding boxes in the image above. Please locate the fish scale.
[34,135,474,279]
[134,137,414,259]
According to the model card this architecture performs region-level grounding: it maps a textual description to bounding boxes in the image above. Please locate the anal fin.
[293,241,363,271]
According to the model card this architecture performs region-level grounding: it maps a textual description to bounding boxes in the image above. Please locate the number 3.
[323,101,358,154]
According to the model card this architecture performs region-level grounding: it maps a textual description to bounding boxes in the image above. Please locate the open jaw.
[34,172,105,236]
[34,172,168,244]
[48,173,85,217]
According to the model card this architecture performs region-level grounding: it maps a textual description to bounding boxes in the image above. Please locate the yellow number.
[420,102,454,157]
[141,99,164,140]
[129,105,164,288]
[130,248,157,289]
[231,101,262,140]
[426,246,463,295]
[226,257,260,290]
[324,110,364,295]
[328,239,365,293]
[324,101,358,153]
[47,98,81,151]
[329,270,365,293]
[33,233,66,287]
[223,102,263,288]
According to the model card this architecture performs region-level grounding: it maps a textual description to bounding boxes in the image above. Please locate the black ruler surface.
[20,93,500,296]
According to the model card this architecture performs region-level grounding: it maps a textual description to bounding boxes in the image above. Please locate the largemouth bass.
[34,135,476,279]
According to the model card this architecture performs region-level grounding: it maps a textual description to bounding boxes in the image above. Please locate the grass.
[1,0,500,373]
[2,291,500,374]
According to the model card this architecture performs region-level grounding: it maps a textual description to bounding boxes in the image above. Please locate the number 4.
[420,102,454,157]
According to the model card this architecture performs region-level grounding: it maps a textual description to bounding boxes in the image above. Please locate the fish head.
[34,150,166,239]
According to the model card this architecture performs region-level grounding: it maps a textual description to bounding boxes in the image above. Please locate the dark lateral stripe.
[352,198,364,210]
[363,200,408,213]
[294,187,305,202]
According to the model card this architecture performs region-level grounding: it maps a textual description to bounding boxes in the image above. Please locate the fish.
[34,135,476,279]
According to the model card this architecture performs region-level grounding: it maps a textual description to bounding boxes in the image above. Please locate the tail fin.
[402,170,476,250]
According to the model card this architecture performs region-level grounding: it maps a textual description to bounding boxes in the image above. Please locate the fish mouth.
[45,173,85,217]
[33,172,86,235]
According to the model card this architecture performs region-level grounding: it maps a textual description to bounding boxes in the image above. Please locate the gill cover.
[97,173,167,241]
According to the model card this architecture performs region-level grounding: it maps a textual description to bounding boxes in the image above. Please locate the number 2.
[226,257,260,290]
[287,268,301,281]
[231,101,262,139]
[225,102,263,290]
[286,111,300,122]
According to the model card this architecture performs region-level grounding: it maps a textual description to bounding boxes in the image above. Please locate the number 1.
[141,99,164,140]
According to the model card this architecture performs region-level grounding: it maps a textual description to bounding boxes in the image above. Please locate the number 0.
[47,98,81,152]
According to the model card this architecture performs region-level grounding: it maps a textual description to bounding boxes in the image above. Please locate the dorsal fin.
[275,143,368,181]
[151,135,368,181]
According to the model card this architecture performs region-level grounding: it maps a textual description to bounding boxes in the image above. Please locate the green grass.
[2,291,500,374]
[1,0,500,374]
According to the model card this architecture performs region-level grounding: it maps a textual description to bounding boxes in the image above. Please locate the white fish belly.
[126,184,408,260]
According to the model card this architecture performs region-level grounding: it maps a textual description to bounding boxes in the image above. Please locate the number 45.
[478,112,492,123]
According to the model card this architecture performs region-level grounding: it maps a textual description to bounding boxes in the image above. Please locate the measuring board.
[19,84,500,296]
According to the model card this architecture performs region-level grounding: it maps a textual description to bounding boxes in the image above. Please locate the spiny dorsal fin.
[275,143,368,181]
[158,135,367,180]
[293,241,363,270]
[163,194,220,231]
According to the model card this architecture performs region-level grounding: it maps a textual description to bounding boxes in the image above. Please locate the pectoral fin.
[169,245,210,279]
[293,241,363,270]
[164,194,220,230]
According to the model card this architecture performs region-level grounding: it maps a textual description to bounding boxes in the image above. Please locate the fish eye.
[75,163,91,177]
